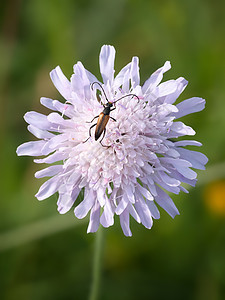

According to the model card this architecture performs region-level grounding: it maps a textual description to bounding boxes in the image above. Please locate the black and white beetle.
[83,82,139,147]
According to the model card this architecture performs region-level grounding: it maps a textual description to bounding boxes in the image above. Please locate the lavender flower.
[17,45,208,236]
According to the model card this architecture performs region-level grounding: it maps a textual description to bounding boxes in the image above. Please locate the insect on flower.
[16,45,208,236]
[83,82,139,147]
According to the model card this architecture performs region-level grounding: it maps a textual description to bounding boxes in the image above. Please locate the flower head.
[17,45,208,236]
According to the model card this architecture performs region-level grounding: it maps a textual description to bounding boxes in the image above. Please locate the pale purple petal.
[176,97,206,118]
[40,97,74,118]
[71,74,85,99]
[130,56,140,88]
[71,61,98,104]
[34,151,67,164]
[47,112,75,129]
[99,45,115,84]
[154,104,178,121]
[24,112,52,130]
[46,134,69,150]
[142,61,171,94]
[160,158,197,180]
[40,97,56,111]
[57,186,80,214]
[158,171,181,186]
[27,125,54,139]
[73,61,99,85]
[74,189,95,219]
[52,101,75,117]
[35,176,61,200]
[120,208,132,237]
[35,165,62,178]
[169,169,197,187]
[147,183,157,197]
[135,195,153,229]
[164,77,188,104]
[121,68,132,93]
[146,201,160,219]
[174,140,202,147]
[114,62,131,89]
[57,193,74,214]
[176,166,197,180]
[127,204,141,223]
[165,148,180,158]
[71,185,82,201]
[160,157,192,168]
[168,122,196,137]
[153,174,181,194]
[100,198,114,227]
[155,186,179,218]
[180,186,189,193]
[153,80,178,98]
[16,141,46,156]
[67,172,82,187]
[115,195,129,215]
[137,183,153,200]
[50,66,71,100]
[176,148,208,170]
[124,185,135,203]
[96,188,106,206]
[87,200,101,233]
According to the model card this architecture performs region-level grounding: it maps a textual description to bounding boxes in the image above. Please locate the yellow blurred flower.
[204,181,225,216]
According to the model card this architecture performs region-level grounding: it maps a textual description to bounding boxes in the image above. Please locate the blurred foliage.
[1,0,225,299]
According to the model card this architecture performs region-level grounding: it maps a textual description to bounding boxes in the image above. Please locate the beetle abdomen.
[95,113,110,140]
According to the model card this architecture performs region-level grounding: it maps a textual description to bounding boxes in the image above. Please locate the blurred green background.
[1,0,225,299]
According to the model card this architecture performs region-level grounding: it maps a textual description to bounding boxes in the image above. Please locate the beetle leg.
[86,115,99,123]
[110,116,116,122]
[100,129,110,148]
[99,128,106,144]
[83,123,97,143]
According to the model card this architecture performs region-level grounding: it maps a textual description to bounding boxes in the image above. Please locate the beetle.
[83,82,139,147]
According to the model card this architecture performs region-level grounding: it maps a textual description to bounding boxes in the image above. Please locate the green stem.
[89,225,104,300]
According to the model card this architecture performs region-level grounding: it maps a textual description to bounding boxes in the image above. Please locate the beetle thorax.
[102,103,113,115]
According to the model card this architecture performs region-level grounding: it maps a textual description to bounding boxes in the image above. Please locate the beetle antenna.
[91,82,109,104]
[113,94,140,104]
